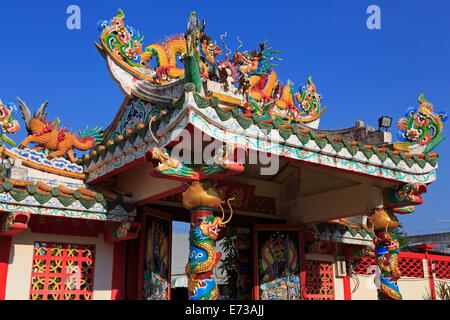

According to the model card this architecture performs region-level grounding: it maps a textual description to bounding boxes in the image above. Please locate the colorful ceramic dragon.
[17,98,104,163]
[186,222,221,300]
[182,180,234,300]
[145,146,243,181]
[140,35,187,80]
[98,10,328,125]
[98,9,144,68]
[365,183,428,300]
[367,207,403,300]
[396,94,447,153]
[0,100,19,149]
[140,27,221,82]
[232,42,327,123]
[185,210,234,300]
[383,183,427,208]
[99,10,222,84]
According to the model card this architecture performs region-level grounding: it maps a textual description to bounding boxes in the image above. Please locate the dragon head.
[99,9,144,67]
[198,21,222,64]
[145,147,180,172]
[199,215,226,241]
[232,50,260,74]
[0,101,20,135]
[200,36,222,64]
[397,94,447,152]
[384,183,427,208]
[294,76,323,117]
[233,41,281,76]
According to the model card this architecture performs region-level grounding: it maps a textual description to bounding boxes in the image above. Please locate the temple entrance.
[254,225,303,300]
[139,208,172,300]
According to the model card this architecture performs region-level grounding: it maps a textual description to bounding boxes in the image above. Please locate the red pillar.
[111,241,127,300]
[0,236,12,300]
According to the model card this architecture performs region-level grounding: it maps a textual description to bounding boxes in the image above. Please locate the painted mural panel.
[257,230,301,300]
[143,216,170,300]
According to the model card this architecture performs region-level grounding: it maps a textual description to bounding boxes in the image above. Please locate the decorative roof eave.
[5,149,86,179]
[0,202,133,222]
[102,53,185,104]
[95,51,186,147]
[308,221,375,246]
[84,83,438,184]
[95,42,155,84]
[83,100,190,183]
[184,86,438,184]
[0,179,135,221]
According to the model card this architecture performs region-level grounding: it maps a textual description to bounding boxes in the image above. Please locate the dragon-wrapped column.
[182,181,233,300]
[368,207,403,300]
[145,145,242,300]
[367,183,428,300]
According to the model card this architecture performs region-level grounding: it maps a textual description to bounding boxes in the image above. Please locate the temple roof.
[82,83,439,184]
[84,10,444,185]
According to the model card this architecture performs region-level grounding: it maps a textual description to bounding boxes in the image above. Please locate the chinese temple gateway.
[0,10,448,301]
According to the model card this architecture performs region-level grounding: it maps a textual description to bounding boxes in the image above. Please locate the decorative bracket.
[104,221,141,242]
[0,211,30,236]
[383,183,427,209]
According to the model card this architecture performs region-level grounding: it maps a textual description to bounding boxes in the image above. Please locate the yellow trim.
[209,92,243,107]
[393,143,411,152]
[297,107,327,123]
[5,150,86,179]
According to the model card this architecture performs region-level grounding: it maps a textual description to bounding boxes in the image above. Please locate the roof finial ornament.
[395,93,447,153]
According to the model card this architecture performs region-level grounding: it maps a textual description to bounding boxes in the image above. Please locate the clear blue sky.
[0,0,449,235]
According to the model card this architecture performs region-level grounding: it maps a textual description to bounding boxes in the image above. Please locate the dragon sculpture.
[17,98,104,163]
[232,42,327,123]
[183,181,234,300]
[98,9,143,68]
[383,183,427,208]
[366,183,428,300]
[98,10,328,125]
[98,9,222,84]
[395,94,447,154]
[0,100,20,149]
[145,143,242,300]
[145,146,243,181]
[367,207,403,300]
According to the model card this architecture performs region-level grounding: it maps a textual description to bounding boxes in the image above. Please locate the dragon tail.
[77,125,104,146]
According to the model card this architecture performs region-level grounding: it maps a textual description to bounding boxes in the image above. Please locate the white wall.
[350,274,380,300]
[350,260,432,300]
[5,229,114,300]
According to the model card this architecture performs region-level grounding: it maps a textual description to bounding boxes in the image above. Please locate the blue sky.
[0,0,449,235]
